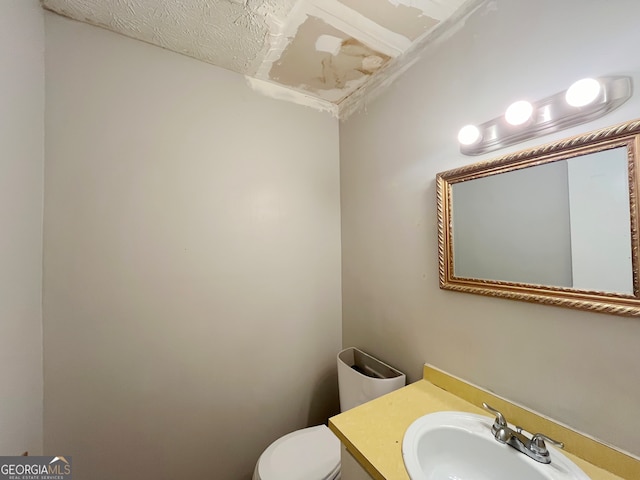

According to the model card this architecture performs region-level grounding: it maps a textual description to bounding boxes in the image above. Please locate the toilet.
[253,347,406,480]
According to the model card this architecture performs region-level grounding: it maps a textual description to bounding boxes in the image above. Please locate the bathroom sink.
[402,411,590,480]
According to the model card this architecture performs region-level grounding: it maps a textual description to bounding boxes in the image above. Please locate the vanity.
[329,364,640,480]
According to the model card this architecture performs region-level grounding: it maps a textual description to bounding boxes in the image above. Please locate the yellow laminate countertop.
[328,380,626,480]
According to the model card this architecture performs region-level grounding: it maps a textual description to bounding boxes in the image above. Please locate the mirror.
[437,119,640,316]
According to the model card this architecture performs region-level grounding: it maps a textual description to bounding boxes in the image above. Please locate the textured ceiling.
[41,0,478,117]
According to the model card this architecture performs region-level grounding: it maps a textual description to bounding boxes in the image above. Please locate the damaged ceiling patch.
[337,0,439,40]
[386,0,470,20]
[268,16,390,103]
[315,34,343,55]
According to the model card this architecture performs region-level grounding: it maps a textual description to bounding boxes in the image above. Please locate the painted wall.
[44,14,341,480]
[0,0,44,456]
[340,0,640,456]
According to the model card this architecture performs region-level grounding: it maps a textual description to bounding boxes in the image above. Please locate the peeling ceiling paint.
[269,16,391,103]
[41,0,481,118]
[338,0,439,41]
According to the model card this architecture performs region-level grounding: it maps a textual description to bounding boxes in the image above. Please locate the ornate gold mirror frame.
[437,119,640,316]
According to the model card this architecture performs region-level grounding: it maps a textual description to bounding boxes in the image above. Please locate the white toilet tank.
[337,347,406,412]
[253,348,405,480]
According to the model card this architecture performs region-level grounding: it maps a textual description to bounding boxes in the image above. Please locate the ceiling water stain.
[269,16,389,98]
[321,38,389,88]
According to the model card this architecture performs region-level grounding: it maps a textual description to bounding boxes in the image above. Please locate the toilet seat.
[254,425,340,480]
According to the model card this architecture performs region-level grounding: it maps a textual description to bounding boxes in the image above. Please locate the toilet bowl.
[252,425,340,480]
[253,348,405,480]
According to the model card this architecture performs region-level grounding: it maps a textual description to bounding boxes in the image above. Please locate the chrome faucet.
[482,403,564,464]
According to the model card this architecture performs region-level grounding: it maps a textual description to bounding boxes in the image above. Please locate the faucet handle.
[529,433,564,457]
[482,403,508,431]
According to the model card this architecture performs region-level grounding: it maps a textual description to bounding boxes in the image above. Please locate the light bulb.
[566,78,601,107]
[457,125,481,145]
[505,100,533,126]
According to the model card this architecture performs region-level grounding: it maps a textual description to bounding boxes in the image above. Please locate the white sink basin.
[402,411,590,480]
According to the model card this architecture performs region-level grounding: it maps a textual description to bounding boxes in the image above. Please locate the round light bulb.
[505,100,533,126]
[566,78,601,107]
[457,125,481,146]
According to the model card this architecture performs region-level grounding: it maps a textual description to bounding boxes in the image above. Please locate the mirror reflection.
[451,147,632,294]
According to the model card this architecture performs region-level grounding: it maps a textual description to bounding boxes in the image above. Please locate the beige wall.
[340,0,640,457]
[43,14,341,479]
[0,0,44,456]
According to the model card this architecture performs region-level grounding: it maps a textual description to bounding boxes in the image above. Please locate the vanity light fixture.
[457,125,482,145]
[458,76,633,155]
[565,78,602,107]
[504,100,533,126]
